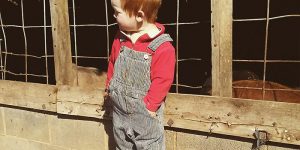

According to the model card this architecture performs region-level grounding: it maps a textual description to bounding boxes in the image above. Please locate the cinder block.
[175,131,298,150]
[49,115,107,150]
[0,107,5,135]
[4,107,50,143]
[165,129,176,150]
[0,135,67,150]
[176,132,253,150]
[258,145,299,150]
[74,119,107,150]
[48,115,76,149]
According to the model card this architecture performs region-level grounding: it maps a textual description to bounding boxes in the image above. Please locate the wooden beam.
[0,80,299,145]
[49,0,75,86]
[0,80,57,111]
[211,0,233,97]
[164,93,300,145]
[56,86,105,118]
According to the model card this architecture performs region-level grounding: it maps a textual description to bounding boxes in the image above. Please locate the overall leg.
[112,108,136,150]
[110,88,136,150]
[131,101,165,150]
[144,103,165,150]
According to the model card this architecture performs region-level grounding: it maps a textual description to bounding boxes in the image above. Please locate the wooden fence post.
[50,0,75,86]
[211,0,233,97]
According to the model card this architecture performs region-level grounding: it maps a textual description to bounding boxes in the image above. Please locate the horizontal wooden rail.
[0,80,299,145]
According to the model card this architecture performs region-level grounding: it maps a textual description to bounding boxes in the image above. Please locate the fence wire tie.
[206,122,218,139]
[253,128,269,150]
[207,122,218,138]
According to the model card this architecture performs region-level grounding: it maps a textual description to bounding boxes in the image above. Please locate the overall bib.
[109,34,173,150]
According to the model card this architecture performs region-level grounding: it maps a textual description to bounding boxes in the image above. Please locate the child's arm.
[143,42,176,112]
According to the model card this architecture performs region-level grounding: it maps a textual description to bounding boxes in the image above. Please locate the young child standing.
[105,0,175,149]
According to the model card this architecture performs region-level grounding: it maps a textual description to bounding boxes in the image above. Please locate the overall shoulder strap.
[148,34,173,52]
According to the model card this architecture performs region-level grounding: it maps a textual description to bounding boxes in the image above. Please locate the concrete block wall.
[0,107,110,150]
[0,106,299,150]
[165,130,299,150]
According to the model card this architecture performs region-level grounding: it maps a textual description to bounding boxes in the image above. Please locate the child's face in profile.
[111,0,140,32]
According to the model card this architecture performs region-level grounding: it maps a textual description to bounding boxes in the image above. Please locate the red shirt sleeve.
[143,42,176,112]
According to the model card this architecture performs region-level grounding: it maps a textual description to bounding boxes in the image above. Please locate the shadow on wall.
[70,64,116,149]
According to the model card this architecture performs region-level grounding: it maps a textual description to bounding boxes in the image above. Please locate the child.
[105,0,175,149]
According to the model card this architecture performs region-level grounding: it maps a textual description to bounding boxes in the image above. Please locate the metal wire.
[71,0,78,67]
[233,86,300,92]
[175,0,180,93]
[21,0,28,82]
[105,0,110,61]
[233,59,300,63]
[43,0,49,84]
[262,0,271,99]
[0,39,3,79]
[0,13,8,79]
[233,14,300,22]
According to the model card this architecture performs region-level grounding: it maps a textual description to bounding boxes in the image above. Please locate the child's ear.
[135,10,144,22]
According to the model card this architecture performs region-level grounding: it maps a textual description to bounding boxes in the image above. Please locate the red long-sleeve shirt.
[106,23,175,112]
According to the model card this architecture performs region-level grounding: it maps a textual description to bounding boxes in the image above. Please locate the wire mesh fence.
[0,0,53,84]
[231,0,300,100]
[0,0,299,97]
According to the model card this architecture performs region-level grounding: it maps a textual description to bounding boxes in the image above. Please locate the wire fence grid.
[0,0,299,96]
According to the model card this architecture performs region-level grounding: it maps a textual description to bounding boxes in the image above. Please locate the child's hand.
[102,89,113,117]
[147,109,157,118]
[103,91,111,106]
[103,89,109,100]
[104,91,109,99]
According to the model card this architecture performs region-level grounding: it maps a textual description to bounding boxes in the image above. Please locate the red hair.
[121,0,161,23]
